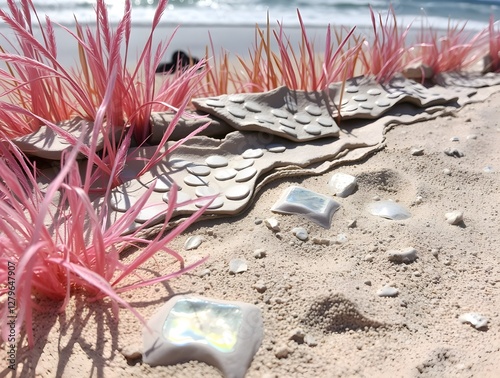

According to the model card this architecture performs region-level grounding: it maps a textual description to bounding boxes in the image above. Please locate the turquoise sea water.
[0,0,498,29]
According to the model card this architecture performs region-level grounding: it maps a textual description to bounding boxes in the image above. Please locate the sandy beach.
[1,19,500,378]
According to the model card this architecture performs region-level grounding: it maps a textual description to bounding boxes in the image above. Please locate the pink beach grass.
[0,0,212,348]
[0,1,499,351]
[0,85,214,348]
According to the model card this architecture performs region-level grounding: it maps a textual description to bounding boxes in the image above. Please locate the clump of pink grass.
[228,11,362,93]
[485,15,500,72]
[0,0,207,143]
[359,6,414,83]
[0,0,214,349]
[414,17,484,75]
[0,85,213,348]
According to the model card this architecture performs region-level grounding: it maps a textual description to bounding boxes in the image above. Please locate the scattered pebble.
[364,254,374,262]
[347,219,357,228]
[292,227,308,241]
[229,258,248,274]
[372,195,381,201]
[275,345,291,359]
[264,217,280,232]
[431,249,440,258]
[328,172,358,197]
[198,269,211,277]
[466,134,477,140]
[289,328,306,343]
[387,247,418,264]
[377,285,399,297]
[459,312,489,329]
[120,344,142,360]
[184,235,203,250]
[444,148,464,158]
[252,280,267,293]
[253,249,267,259]
[412,196,423,205]
[312,237,331,245]
[450,136,460,142]
[483,165,494,173]
[411,147,424,156]
[304,334,318,347]
[443,168,452,176]
[445,210,464,225]
[364,280,372,286]
[336,234,348,244]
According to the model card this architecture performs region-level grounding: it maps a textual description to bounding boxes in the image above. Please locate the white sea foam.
[0,0,497,29]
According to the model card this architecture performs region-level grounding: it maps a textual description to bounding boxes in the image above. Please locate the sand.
[2,24,500,378]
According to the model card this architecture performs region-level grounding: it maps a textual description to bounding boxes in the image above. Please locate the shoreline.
[0,20,489,70]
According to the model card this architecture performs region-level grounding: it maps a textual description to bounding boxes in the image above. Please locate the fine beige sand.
[2,25,500,378]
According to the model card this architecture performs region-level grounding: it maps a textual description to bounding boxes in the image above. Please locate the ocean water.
[0,0,498,30]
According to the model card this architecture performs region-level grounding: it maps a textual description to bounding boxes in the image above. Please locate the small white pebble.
[229,258,248,274]
[411,147,424,156]
[292,227,308,241]
[459,312,489,329]
[445,210,464,225]
[264,217,280,232]
[253,249,267,259]
[377,285,399,297]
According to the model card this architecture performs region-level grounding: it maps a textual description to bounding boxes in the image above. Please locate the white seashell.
[368,200,411,220]
[459,312,489,329]
[184,235,203,250]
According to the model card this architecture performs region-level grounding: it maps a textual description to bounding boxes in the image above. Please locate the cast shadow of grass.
[11,276,194,378]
